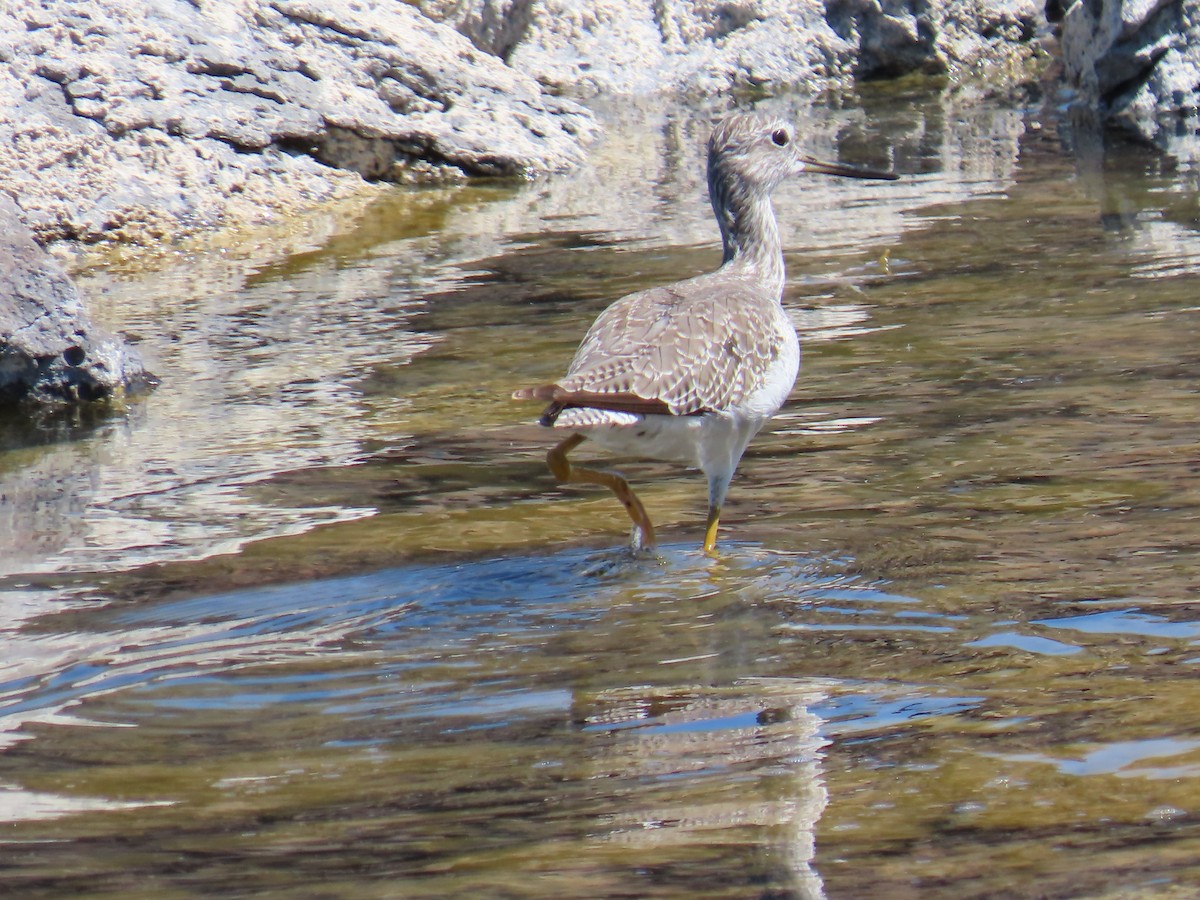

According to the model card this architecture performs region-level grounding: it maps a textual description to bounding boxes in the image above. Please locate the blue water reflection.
[1001,737,1200,778]
[0,544,957,745]
[1036,608,1200,640]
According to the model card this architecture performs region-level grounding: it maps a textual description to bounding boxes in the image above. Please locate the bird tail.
[512,385,680,426]
[511,385,559,403]
[512,384,566,426]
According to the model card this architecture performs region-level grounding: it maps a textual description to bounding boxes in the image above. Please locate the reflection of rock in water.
[0,781,171,823]
[576,679,827,899]
[1,220,440,580]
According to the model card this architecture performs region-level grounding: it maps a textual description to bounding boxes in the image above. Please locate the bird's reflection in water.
[573,679,828,899]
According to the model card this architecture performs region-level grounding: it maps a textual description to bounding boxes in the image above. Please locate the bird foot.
[628,523,657,557]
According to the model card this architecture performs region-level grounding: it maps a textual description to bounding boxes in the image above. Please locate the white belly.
[585,413,710,467]
[572,405,774,486]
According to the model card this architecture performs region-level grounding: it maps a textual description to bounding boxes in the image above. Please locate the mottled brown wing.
[557,273,786,415]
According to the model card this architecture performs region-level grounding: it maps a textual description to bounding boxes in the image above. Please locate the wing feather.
[557,272,788,416]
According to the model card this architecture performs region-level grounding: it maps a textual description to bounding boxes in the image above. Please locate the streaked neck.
[709,169,786,298]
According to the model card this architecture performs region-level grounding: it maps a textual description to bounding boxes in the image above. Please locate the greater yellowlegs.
[514,113,897,553]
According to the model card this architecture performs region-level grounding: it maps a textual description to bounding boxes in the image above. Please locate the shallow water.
[4,86,1200,896]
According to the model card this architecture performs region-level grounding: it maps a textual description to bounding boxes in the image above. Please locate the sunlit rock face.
[0,0,596,245]
[0,196,147,407]
[421,0,1044,96]
[1061,0,1200,160]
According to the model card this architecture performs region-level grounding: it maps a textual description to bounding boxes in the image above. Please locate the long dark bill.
[800,155,899,180]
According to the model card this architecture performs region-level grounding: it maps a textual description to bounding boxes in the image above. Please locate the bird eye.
[771,128,789,147]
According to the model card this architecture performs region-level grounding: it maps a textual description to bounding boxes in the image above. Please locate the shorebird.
[514,113,897,554]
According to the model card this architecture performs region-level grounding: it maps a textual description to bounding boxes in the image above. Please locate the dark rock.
[0,195,149,406]
[1061,0,1200,159]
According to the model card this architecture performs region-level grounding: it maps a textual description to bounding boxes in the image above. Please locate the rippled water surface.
[4,87,1200,897]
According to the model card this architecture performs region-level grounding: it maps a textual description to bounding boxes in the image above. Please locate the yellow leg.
[703,504,721,555]
[547,433,656,551]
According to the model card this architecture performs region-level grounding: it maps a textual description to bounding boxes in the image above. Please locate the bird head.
[708,114,898,191]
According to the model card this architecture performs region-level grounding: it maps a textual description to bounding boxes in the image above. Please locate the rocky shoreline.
[0,0,1194,406]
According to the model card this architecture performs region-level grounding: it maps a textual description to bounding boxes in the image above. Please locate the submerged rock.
[0,197,148,406]
[1061,0,1200,159]
[0,0,595,244]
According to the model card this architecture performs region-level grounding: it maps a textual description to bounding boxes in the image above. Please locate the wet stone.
[0,195,148,407]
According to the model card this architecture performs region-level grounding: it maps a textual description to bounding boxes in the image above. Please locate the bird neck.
[710,172,786,298]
